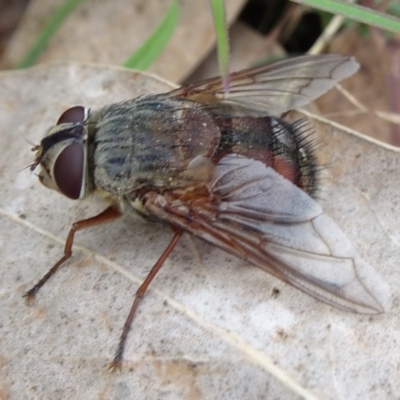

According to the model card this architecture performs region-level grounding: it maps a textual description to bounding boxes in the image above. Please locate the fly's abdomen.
[215,116,318,197]
[91,96,220,196]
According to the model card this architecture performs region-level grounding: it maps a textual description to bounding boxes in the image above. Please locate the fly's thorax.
[32,106,98,200]
[91,96,221,197]
[215,116,318,196]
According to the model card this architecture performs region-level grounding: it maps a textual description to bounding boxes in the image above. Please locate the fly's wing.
[141,154,389,314]
[167,54,359,117]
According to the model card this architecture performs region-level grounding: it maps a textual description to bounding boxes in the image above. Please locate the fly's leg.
[24,206,122,303]
[109,229,183,371]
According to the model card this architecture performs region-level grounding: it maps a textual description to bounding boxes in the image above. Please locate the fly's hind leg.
[24,205,122,303]
[109,229,183,371]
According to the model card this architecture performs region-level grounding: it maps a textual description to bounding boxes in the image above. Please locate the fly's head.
[31,106,93,200]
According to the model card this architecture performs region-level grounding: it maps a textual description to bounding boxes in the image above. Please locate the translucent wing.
[167,54,359,117]
[140,154,388,314]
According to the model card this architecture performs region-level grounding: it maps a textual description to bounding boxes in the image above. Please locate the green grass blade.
[122,0,179,70]
[17,0,83,69]
[291,0,400,33]
[210,0,230,92]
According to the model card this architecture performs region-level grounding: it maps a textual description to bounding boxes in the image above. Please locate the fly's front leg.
[24,205,122,303]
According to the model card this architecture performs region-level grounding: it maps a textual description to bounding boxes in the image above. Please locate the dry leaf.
[1,62,399,399]
[1,0,246,82]
[316,30,396,146]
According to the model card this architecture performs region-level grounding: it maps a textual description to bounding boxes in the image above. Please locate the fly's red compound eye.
[53,143,84,199]
[56,106,85,124]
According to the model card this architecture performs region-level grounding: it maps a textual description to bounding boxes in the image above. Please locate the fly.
[26,54,386,370]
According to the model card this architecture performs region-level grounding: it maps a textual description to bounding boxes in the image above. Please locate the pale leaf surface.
[0,62,399,399]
